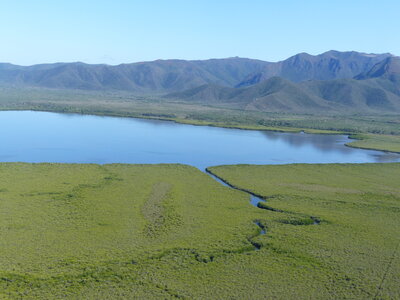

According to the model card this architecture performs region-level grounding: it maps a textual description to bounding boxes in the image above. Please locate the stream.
[205,168,322,250]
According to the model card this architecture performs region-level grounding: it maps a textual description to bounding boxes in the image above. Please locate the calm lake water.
[0,111,399,170]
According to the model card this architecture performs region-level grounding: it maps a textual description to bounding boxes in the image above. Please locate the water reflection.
[262,131,353,153]
[370,153,400,163]
[0,111,398,170]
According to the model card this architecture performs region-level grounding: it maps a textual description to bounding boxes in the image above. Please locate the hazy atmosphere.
[1,0,399,65]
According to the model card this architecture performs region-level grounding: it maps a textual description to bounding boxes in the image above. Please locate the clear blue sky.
[1,0,399,65]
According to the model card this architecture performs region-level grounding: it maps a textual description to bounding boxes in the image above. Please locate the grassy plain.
[0,86,399,152]
[208,163,400,299]
[1,163,400,298]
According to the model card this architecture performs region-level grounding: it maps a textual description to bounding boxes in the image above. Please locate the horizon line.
[1,50,397,67]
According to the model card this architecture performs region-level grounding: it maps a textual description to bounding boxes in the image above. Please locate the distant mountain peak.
[321,50,392,58]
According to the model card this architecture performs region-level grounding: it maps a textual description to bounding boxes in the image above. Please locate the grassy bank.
[347,134,400,153]
[1,163,400,298]
[1,86,400,151]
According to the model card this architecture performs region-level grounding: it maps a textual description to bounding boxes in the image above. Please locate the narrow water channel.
[205,168,268,247]
[205,168,322,250]
[205,169,267,208]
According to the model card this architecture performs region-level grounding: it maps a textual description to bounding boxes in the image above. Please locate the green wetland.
[1,163,399,298]
[0,110,399,299]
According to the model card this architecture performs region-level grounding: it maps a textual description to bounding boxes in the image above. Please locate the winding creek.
[206,168,320,249]
[206,168,267,208]
[206,169,268,248]
[1,110,399,250]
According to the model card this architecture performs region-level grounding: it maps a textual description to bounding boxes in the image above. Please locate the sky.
[0,0,399,65]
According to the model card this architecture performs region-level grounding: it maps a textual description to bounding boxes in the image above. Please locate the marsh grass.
[208,163,400,299]
[0,163,399,298]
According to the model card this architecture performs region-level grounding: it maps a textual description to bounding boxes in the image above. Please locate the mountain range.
[0,58,269,92]
[1,50,399,114]
[235,50,392,87]
[167,56,400,114]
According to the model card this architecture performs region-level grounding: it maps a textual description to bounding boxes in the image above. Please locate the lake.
[0,110,399,170]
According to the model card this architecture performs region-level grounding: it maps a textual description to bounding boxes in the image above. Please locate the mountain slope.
[302,78,399,112]
[355,56,400,81]
[237,51,393,87]
[0,58,269,93]
[167,77,336,113]
[0,51,392,92]
[167,58,400,114]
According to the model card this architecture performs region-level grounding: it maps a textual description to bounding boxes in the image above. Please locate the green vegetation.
[347,133,400,153]
[0,163,256,298]
[1,163,400,298]
[208,163,400,299]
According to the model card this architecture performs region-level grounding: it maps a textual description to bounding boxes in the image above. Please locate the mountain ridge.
[1,51,399,114]
[0,58,270,92]
[166,57,400,114]
[0,51,395,93]
[236,51,393,87]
